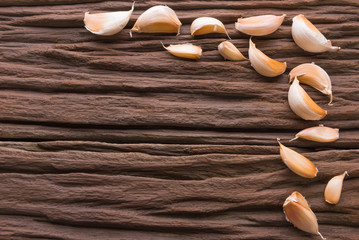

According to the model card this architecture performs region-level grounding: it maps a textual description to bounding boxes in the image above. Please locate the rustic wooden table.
[0,0,358,239]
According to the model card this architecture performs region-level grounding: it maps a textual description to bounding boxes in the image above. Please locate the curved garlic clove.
[291,125,339,142]
[235,14,286,36]
[162,42,202,60]
[288,78,327,120]
[84,2,134,36]
[131,5,181,35]
[190,17,230,38]
[218,41,246,61]
[248,38,286,77]
[283,192,325,240]
[289,63,333,104]
[324,171,348,204]
[278,139,318,178]
[292,14,340,53]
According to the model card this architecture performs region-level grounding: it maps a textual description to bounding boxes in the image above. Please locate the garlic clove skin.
[288,78,327,120]
[190,17,230,38]
[324,171,348,204]
[278,139,318,178]
[286,191,311,211]
[162,42,202,60]
[131,5,181,35]
[289,63,333,104]
[235,14,286,36]
[292,14,340,53]
[291,125,339,142]
[218,41,246,61]
[84,2,134,36]
[283,192,325,239]
[248,38,286,77]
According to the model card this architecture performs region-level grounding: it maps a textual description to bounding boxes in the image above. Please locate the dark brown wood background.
[0,0,358,239]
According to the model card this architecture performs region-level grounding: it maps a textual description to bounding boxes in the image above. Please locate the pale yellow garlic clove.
[190,17,230,38]
[218,41,246,61]
[162,42,202,60]
[248,38,286,77]
[235,14,286,36]
[131,5,181,35]
[283,191,325,240]
[324,171,348,204]
[84,2,134,36]
[288,78,327,120]
[291,125,339,142]
[278,139,318,178]
[289,63,333,104]
[292,14,340,53]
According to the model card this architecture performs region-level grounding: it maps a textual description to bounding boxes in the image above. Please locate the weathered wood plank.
[0,0,358,239]
[0,90,359,129]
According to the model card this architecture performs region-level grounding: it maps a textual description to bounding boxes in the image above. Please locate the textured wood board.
[0,0,358,239]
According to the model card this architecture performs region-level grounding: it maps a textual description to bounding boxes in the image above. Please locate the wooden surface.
[0,0,359,239]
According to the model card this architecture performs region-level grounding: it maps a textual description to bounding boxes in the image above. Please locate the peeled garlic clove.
[131,5,181,35]
[248,38,286,77]
[190,17,230,38]
[291,125,339,142]
[283,191,325,239]
[292,14,340,53]
[162,42,202,60]
[288,78,327,120]
[324,171,348,204]
[84,2,134,36]
[235,14,286,36]
[289,63,333,104]
[218,41,246,61]
[278,139,318,178]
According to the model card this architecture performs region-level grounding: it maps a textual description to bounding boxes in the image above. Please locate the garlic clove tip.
[289,136,298,142]
[318,232,326,240]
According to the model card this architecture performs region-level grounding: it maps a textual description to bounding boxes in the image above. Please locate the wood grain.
[0,0,358,239]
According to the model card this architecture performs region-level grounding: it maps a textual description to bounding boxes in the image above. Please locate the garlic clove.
[288,78,327,120]
[84,2,134,36]
[248,38,286,77]
[283,191,325,239]
[278,139,318,178]
[292,14,340,53]
[162,42,202,60]
[218,41,246,61]
[291,125,339,142]
[131,5,181,35]
[235,14,286,36]
[289,63,333,104]
[190,17,230,38]
[324,171,348,204]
